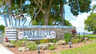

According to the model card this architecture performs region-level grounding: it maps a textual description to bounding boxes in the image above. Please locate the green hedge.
[64,33,72,43]
[26,42,37,50]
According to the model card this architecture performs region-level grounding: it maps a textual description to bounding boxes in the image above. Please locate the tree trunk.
[19,18,20,26]
[60,1,65,25]
[4,15,8,27]
[93,31,96,34]
[44,12,49,25]
[15,19,17,26]
[8,15,11,26]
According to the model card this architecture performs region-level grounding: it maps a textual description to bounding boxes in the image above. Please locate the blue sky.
[0,0,96,32]
[64,0,96,32]
[64,4,90,32]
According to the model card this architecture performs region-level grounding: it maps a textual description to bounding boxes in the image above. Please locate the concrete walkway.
[0,44,14,54]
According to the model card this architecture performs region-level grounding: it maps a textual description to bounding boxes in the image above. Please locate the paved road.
[0,44,14,54]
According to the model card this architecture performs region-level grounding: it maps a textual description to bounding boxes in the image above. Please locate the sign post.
[38,45,40,54]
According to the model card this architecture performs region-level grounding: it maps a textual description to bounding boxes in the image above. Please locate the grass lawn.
[79,34,96,37]
[53,42,96,54]
[77,34,96,38]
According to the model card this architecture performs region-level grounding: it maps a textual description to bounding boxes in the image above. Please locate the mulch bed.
[9,47,53,54]
[8,40,92,54]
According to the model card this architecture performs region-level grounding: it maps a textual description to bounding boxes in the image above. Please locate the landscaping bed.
[9,48,52,54]
[59,41,96,54]
[3,33,94,54]
[7,40,92,54]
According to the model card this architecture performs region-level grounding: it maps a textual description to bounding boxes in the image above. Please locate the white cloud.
[90,0,96,7]
[70,13,90,32]
[64,0,95,33]
[64,4,90,32]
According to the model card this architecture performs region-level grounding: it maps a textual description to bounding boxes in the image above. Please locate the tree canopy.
[85,5,96,33]
[85,13,96,33]
[0,25,5,33]
[69,0,91,15]
[0,0,91,26]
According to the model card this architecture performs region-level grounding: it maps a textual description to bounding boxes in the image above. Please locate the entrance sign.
[18,32,24,40]
[5,26,73,40]
[18,30,56,40]
[5,28,17,40]
[50,31,56,39]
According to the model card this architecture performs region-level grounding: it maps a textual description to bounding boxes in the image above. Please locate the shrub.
[15,38,28,47]
[48,45,56,50]
[32,20,38,25]
[49,39,57,43]
[15,40,23,47]
[26,42,37,50]
[72,38,81,43]
[57,40,66,45]
[8,40,16,48]
[10,40,16,44]
[40,39,48,43]
[21,38,28,41]
[64,33,72,43]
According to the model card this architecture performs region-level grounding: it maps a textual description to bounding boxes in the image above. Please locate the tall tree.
[0,25,5,33]
[69,0,91,15]
[85,5,96,33]
[0,0,91,26]
[85,13,96,33]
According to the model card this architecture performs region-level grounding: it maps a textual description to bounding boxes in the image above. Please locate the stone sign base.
[5,26,73,40]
